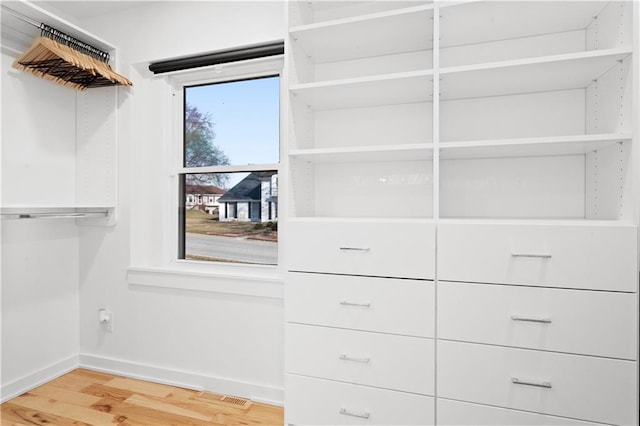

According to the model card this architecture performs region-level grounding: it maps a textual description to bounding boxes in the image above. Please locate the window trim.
[168,55,284,271]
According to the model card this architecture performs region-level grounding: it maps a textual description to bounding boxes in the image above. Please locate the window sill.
[127,264,284,299]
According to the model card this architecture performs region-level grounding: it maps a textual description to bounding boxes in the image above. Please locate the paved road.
[185,233,277,264]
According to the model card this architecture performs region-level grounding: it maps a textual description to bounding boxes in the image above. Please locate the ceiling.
[35,1,155,21]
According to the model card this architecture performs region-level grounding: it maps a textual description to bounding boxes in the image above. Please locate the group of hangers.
[12,24,132,90]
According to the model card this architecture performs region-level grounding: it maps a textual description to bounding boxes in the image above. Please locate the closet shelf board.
[288,217,435,225]
[290,69,434,109]
[440,47,632,100]
[290,143,434,163]
[439,133,632,159]
[290,5,433,63]
[439,1,608,48]
[438,217,637,228]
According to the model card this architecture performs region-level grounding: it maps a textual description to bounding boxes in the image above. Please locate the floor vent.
[195,391,252,409]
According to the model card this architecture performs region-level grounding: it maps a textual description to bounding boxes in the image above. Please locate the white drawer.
[438,281,638,360]
[287,219,435,279]
[285,374,434,425]
[286,272,434,337]
[437,399,606,426]
[437,341,637,425]
[438,222,637,291]
[286,323,434,395]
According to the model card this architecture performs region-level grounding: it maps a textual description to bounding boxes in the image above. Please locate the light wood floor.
[0,369,283,425]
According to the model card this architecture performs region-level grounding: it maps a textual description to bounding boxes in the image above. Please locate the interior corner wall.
[0,49,80,401]
[74,1,286,404]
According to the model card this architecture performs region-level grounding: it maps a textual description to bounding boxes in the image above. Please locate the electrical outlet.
[98,308,113,333]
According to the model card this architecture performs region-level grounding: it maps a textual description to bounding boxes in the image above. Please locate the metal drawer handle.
[339,354,371,364]
[511,377,552,388]
[511,315,552,324]
[340,408,370,419]
[511,253,552,259]
[339,247,370,251]
[340,300,371,308]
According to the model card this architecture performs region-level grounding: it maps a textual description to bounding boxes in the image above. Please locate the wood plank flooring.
[0,369,283,425]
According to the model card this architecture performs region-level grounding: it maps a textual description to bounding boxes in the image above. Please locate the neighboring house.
[185,184,225,215]
[218,172,278,222]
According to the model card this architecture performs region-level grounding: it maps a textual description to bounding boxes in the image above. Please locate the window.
[177,75,280,265]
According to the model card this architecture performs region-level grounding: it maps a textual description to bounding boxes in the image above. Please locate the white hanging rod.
[1,210,110,220]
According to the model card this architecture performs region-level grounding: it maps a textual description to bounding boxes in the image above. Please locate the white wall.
[1,49,80,400]
[74,1,286,403]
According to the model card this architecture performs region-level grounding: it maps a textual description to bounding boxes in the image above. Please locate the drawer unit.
[438,281,638,359]
[286,272,435,337]
[286,323,434,395]
[285,374,435,425]
[438,341,637,425]
[287,219,435,279]
[438,222,637,291]
[437,399,606,426]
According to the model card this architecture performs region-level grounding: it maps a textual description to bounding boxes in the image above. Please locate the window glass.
[184,76,280,168]
[179,70,279,265]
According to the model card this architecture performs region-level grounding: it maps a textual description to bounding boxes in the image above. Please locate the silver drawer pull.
[511,315,552,324]
[340,300,371,308]
[340,408,370,419]
[339,246,370,251]
[511,253,552,259]
[511,377,552,388]
[339,354,371,363]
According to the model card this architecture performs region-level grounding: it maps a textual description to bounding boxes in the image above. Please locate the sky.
[185,75,280,168]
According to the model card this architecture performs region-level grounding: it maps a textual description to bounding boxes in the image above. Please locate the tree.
[184,104,230,186]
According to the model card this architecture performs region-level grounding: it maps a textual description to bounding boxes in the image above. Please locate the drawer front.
[438,281,638,360]
[438,223,637,291]
[286,323,434,395]
[287,220,435,279]
[285,374,434,425]
[437,399,606,426]
[286,272,434,337]
[437,341,637,425]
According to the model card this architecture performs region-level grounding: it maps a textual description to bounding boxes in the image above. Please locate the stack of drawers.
[436,222,638,426]
[285,220,436,425]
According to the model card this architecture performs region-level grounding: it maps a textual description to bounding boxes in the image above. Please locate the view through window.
[179,76,279,265]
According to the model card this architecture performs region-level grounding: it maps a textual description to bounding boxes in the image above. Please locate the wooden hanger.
[13,36,132,90]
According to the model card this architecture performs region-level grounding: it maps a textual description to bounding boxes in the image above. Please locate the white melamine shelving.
[290,70,433,110]
[440,47,631,100]
[290,143,434,163]
[439,133,631,159]
[285,1,638,424]
[440,1,610,49]
[289,1,430,26]
[290,5,433,63]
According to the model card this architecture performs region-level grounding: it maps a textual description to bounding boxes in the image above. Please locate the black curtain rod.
[148,41,284,74]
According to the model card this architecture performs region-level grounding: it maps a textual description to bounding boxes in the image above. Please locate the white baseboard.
[79,353,284,406]
[0,355,79,403]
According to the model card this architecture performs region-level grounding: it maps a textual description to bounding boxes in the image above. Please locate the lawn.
[185,209,277,241]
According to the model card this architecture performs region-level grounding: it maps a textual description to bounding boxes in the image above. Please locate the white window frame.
[127,55,286,294]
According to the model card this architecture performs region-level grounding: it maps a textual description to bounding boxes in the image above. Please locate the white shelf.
[290,5,433,63]
[439,1,607,48]
[290,69,433,110]
[290,143,434,163]
[288,217,434,225]
[438,217,636,228]
[440,47,632,100]
[439,133,631,159]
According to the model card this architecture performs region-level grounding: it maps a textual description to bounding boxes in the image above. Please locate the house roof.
[185,184,225,195]
[218,172,276,203]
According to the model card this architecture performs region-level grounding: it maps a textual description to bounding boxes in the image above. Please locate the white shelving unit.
[286,1,637,425]
[1,1,120,225]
